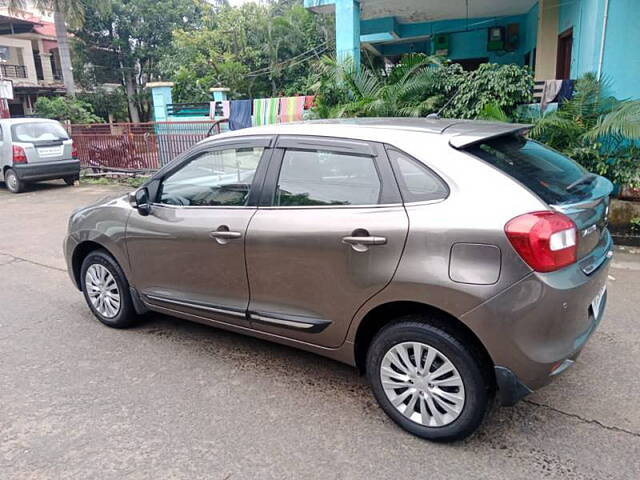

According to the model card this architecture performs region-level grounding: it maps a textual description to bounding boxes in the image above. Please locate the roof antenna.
[429,83,463,119]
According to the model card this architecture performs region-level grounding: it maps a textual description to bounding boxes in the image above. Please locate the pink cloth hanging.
[279,96,305,123]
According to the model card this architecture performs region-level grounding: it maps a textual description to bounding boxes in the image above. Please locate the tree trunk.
[53,11,75,96]
[123,69,140,123]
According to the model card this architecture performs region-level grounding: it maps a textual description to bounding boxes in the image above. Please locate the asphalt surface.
[1,180,639,480]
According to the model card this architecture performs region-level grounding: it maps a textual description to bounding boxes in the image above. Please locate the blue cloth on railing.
[557,80,575,105]
[229,99,252,130]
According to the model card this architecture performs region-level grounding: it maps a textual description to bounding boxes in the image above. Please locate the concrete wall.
[558,0,640,100]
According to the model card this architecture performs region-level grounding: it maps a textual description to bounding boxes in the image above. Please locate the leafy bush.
[525,74,640,187]
[443,63,534,119]
[79,88,129,123]
[34,96,102,124]
[312,54,533,120]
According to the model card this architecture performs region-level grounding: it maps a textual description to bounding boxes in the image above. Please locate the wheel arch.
[352,300,495,386]
[71,239,123,290]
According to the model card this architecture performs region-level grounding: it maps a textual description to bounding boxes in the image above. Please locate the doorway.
[556,28,573,79]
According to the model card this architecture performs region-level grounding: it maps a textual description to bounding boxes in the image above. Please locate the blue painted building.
[305,0,640,100]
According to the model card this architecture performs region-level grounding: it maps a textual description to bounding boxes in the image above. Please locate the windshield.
[11,122,69,144]
[466,135,593,204]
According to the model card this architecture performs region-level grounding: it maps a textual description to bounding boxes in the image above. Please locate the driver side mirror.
[131,187,152,216]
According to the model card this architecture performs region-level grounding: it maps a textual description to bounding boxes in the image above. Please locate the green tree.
[73,0,203,121]
[161,1,332,101]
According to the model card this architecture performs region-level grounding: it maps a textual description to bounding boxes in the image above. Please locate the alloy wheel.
[380,342,465,427]
[85,264,121,318]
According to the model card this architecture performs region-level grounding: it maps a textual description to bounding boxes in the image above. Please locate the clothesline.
[210,95,316,131]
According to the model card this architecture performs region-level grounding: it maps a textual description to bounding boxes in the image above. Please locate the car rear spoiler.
[446,122,533,149]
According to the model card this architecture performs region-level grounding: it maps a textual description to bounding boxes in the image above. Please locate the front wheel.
[80,250,138,328]
[4,168,24,193]
[366,317,490,442]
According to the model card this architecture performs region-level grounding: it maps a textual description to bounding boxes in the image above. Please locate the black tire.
[366,316,490,442]
[80,249,138,328]
[4,168,24,193]
[64,175,78,186]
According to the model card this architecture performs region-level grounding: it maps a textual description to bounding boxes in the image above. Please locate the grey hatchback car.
[0,118,80,193]
[64,119,613,441]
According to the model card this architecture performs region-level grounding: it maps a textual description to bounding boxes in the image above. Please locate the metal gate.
[68,120,228,171]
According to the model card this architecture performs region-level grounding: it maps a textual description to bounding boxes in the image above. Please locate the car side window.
[159,147,264,207]
[387,149,448,203]
[275,149,381,206]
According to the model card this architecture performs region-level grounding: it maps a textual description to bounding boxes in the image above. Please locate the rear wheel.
[4,168,24,193]
[64,175,78,186]
[366,317,490,442]
[80,250,138,328]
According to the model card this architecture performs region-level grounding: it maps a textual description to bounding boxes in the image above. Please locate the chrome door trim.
[144,294,247,319]
[249,311,332,333]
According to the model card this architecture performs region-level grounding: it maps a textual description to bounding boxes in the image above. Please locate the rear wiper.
[566,173,597,192]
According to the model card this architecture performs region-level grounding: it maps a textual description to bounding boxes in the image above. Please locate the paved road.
[1,181,640,479]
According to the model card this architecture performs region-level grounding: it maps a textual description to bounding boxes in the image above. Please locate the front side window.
[159,147,264,206]
[387,149,448,202]
[275,149,381,206]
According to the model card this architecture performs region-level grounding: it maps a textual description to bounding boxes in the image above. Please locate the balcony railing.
[0,64,27,79]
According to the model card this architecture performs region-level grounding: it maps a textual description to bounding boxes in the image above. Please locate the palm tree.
[8,0,84,96]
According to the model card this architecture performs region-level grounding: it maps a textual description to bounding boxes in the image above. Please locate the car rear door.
[12,121,73,163]
[126,136,274,327]
[244,136,409,348]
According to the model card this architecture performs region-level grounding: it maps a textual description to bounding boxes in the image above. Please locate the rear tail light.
[71,141,78,159]
[505,211,578,272]
[12,145,27,164]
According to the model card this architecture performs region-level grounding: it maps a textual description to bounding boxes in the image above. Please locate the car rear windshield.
[466,135,592,204]
[11,122,69,144]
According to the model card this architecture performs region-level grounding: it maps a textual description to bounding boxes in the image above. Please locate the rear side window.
[11,122,69,144]
[466,135,590,204]
[387,149,448,203]
[275,149,381,206]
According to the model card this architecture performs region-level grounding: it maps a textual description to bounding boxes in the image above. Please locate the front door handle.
[209,226,242,245]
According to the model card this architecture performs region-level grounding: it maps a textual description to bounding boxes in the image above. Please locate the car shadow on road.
[130,311,544,444]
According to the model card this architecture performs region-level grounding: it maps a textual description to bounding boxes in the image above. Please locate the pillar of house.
[534,0,560,80]
[37,40,54,83]
[209,87,230,102]
[336,0,361,67]
[147,82,174,122]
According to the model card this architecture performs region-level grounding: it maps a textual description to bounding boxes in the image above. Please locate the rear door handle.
[209,227,242,245]
[342,236,387,246]
[209,231,242,240]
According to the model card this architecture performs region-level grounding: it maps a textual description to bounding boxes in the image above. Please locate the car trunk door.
[12,121,73,164]
[551,176,613,274]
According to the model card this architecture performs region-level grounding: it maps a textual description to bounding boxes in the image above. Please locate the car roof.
[0,117,63,125]
[204,118,531,149]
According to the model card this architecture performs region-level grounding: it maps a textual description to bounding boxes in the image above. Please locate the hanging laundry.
[557,79,575,105]
[229,99,252,130]
[540,80,562,113]
[304,95,316,110]
[279,96,305,123]
[253,98,268,126]
[264,97,279,125]
[221,100,230,118]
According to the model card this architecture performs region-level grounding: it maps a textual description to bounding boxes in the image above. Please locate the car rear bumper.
[462,231,613,403]
[13,159,80,181]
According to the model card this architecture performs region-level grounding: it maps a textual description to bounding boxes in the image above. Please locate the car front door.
[126,136,273,327]
[245,136,409,348]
